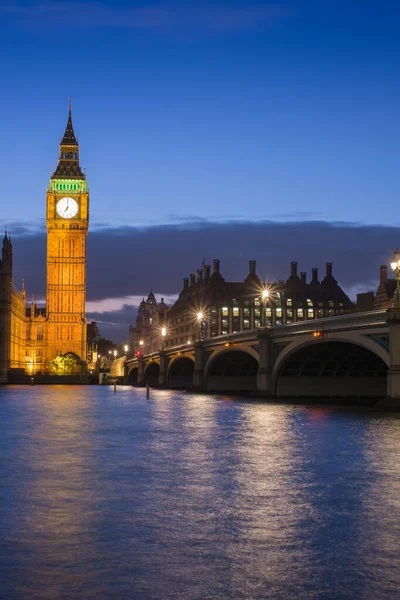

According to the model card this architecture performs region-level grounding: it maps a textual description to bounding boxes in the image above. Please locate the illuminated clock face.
[56,197,78,219]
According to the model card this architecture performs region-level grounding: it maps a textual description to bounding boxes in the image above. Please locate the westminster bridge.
[123,309,400,399]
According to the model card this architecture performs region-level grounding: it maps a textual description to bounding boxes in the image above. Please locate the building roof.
[168,261,352,318]
[61,107,78,146]
[51,107,85,180]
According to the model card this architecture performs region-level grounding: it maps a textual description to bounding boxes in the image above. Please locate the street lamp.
[197,311,204,341]
[261,288,269,327]
[161,326,167,351]
[124,344,129,356]
[113,349,117,359]
[391,248,400,307]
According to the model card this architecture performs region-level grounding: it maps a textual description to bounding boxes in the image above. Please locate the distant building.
[0,107,92,381]
[0,235,27,382]
[166,259,353,347]
[129,292,169,354]
[87,322,100,370]
[374,265,398,309]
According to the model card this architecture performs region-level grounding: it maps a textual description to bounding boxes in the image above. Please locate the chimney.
[380,265,388,283]
[197,269,203,282]
[312,268,319,284]
[326,262,333,277]
[290,262,298,277]
[190,273,196,286]
[300,272,306,284]
[213,259,220,275]
[249,260,256,276]
[183,277,189,290]
[205,265,211,280]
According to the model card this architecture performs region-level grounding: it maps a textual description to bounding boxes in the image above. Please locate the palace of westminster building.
[0,107,91,382]
[0,108,397,381]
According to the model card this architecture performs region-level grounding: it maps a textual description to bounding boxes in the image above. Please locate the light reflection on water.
[1,386,400,599]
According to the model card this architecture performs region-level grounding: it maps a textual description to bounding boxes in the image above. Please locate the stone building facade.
[129,292,169,355]
[373,265,398,309]
[166,259,353,347]
[0,107,95,381]
[0,235,27,382]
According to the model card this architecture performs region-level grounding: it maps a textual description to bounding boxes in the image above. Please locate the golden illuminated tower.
[45,105,89,362]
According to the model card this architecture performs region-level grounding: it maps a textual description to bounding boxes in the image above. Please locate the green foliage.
[50,352,88,375]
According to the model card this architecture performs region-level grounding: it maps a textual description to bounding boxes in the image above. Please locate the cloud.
[86,293,178,313]
[11,218,397,341]
[0,1,288,32]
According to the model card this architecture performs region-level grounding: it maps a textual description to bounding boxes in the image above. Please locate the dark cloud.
[1,1,288,32]
[12,219,397,341]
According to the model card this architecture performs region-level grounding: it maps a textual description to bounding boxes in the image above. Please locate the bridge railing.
[269,309,387,338]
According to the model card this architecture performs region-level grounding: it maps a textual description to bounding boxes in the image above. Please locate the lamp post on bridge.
[391,249,400,308]
[161,326,167,351]
[123,344,129,385]
[197,312,204,341]
[261,288,269,327]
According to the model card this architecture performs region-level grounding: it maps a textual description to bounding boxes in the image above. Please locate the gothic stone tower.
[45,106,89,362]
[0,235,13,382]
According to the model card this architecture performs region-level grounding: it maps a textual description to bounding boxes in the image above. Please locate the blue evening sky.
[1,0,400,229]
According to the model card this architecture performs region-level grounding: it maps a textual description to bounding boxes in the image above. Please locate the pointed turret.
[61,102,78,146]
[51,103,85,180]
[1,233,13,275]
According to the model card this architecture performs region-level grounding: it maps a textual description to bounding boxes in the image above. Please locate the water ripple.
[1,386,400,599]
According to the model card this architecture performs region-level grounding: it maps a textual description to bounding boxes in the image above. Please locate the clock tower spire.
[45,105,89,365]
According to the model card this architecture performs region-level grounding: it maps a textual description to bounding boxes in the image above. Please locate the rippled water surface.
[1,386,400,599]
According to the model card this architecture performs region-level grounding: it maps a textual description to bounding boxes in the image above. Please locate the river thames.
[1,386,400,599]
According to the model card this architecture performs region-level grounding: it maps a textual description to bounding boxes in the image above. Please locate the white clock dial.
[56,197,79,219]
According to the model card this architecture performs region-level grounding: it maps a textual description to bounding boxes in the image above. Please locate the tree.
[98,337,117,355]
[50,352,88,375]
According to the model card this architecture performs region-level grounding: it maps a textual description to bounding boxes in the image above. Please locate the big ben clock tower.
[45,105,89,362]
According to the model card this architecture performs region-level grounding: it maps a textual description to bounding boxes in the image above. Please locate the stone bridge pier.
[387,308,400,399]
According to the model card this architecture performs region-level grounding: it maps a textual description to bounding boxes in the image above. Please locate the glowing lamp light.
[391,249,400,271]
[197,312,203,321]
[391,248,400,307]
[262,289,269,299]
[161,327,167,337]
[139,340,144,347]
[124,344,128,353]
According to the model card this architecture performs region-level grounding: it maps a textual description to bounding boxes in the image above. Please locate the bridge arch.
[274,339,388,398]
[144,361,160,386]
[168,356,195,389]
[128,366,139,385]
[206,348,259,393]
